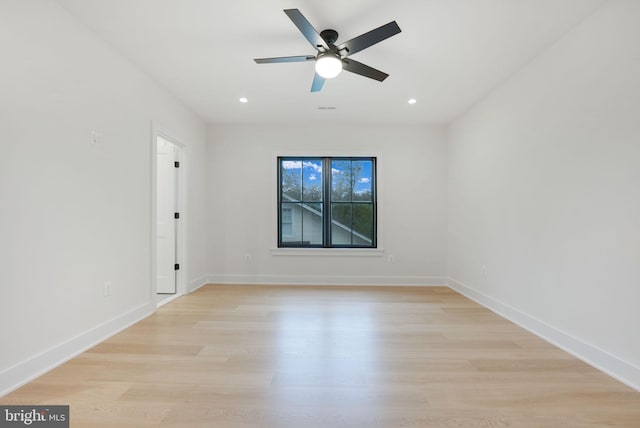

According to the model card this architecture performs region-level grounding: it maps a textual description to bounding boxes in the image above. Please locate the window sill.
[270,248,384,257]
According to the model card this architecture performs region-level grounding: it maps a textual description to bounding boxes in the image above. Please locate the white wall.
[447,0,640,389]
[207,124,448,285]
[0,0,208,394]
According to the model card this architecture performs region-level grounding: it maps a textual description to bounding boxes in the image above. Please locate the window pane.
[331,160,351,202]
[331,203,352,246]
[352,160,373,201]
[302,159,322,201]
[352,204,374,244]
[302,203,323,245]
[280,203,301,245]
[281,208,292,222]
[281,159,302,201]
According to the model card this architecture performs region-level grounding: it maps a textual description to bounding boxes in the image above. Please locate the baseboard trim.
[188,274,210,293]
[156,293,181,308]
[0,302,154,397]
[207,274,447,286]
[447,277,640,392]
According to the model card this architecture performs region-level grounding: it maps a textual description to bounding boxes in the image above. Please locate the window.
[278,157,376,248]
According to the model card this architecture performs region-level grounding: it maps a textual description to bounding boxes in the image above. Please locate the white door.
[156,137,178,294]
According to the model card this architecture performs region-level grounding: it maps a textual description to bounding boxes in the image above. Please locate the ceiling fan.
[254,9,401,92]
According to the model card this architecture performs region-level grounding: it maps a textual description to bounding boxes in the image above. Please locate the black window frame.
[277,156,377,248]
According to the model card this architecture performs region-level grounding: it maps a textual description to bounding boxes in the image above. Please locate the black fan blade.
[284,9,328,51]
[311,73,326,92]
[254,55,315,64]
[337,21,401,56]
[342,58,389,82]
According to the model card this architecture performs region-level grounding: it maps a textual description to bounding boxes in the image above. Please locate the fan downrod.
[320,29,339,45]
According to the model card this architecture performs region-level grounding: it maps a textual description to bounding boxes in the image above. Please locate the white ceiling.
[55,0,604,125]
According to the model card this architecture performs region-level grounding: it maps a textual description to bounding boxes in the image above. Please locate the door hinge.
[174,161,180,168]
[174,263,180,271]
[174,212,180,219]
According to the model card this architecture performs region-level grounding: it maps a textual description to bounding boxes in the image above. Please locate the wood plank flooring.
[2,285,639,427]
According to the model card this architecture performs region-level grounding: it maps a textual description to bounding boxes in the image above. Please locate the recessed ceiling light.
[408,98,417,105]
[239,97,248,103]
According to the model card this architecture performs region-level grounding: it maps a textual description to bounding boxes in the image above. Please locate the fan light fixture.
[315,54,342,79]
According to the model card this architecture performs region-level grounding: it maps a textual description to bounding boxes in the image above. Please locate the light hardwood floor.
[2,285,639,427]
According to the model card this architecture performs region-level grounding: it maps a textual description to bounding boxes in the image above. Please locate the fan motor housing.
[320,29,339,45]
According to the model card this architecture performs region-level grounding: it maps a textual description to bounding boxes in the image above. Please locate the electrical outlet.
[388,255,395,263]
[244,253,252,263]
[481,265,488,277]
[103,281,112,297]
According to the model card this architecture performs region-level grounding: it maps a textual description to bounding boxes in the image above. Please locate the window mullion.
[350,159,354,246]
[323,157,331,248]
[300,164,304,246]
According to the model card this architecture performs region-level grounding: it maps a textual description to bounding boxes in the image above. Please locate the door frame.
[150,123,188,305]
